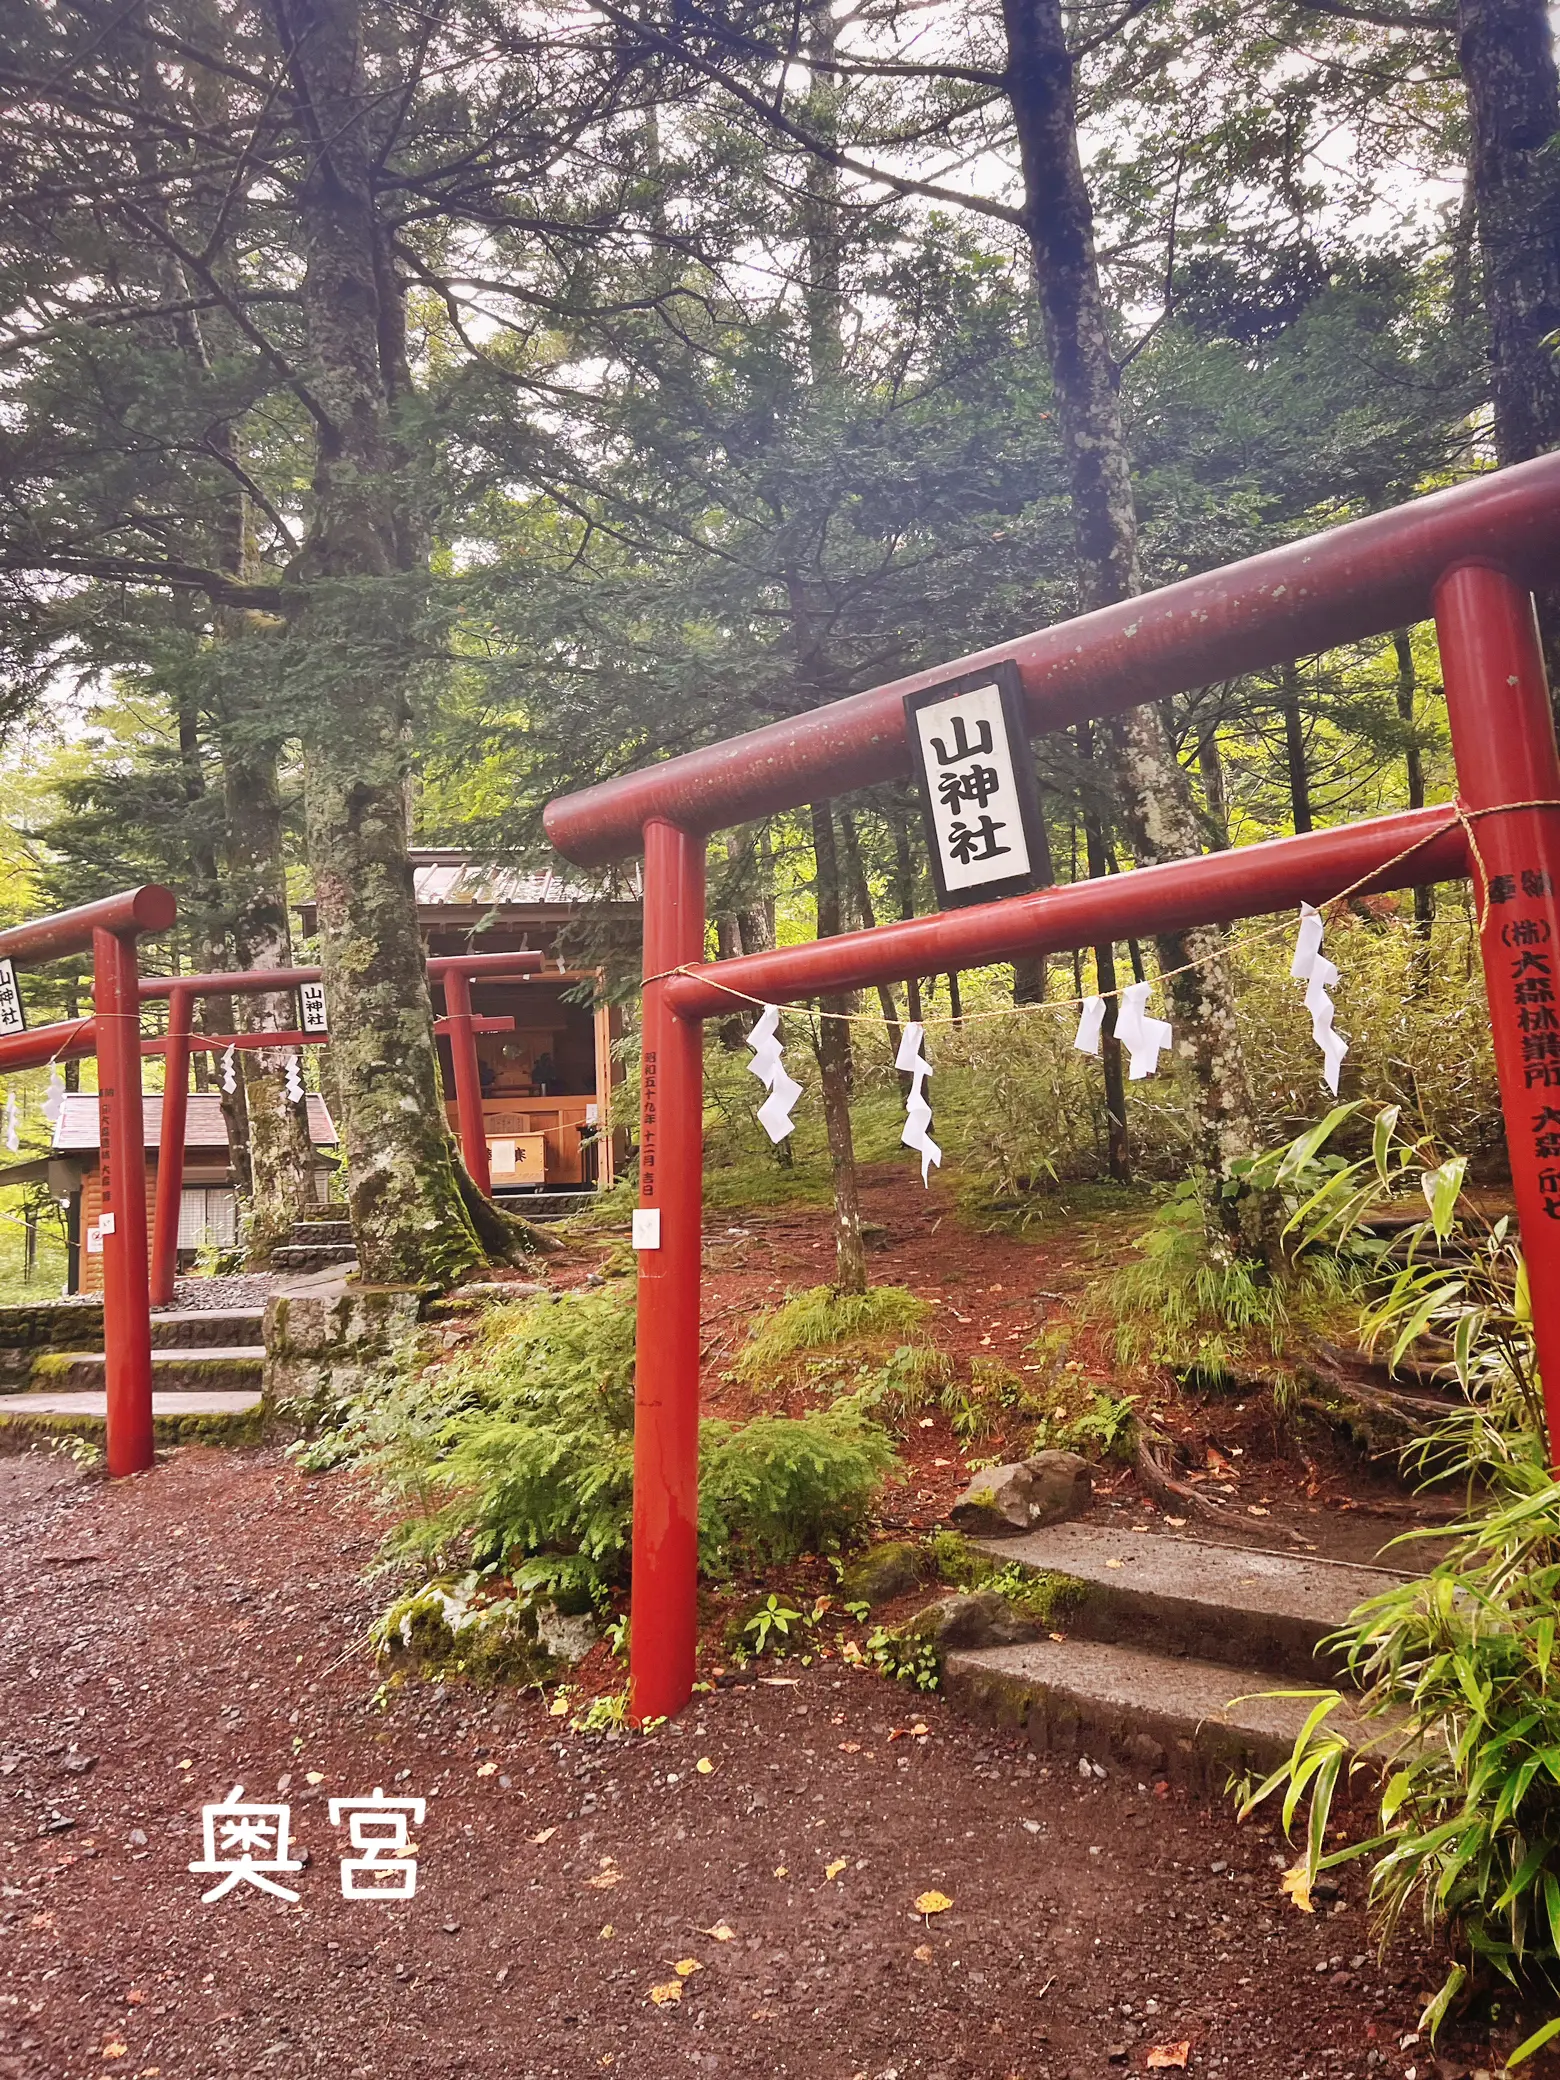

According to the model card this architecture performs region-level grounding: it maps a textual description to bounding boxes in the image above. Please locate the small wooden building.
[44,1092,337,1293]
[300,851,638,1196]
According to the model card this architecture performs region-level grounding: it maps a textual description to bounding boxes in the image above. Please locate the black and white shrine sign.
[904,662,1047,909]
[298,980,329,1036]
[0,958,26,1037]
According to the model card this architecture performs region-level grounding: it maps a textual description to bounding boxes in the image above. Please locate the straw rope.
[638,798,1560,1029]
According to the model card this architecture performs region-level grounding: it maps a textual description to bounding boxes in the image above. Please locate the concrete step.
[21,1348,265,1392]
[271,1242,358,1271]
[943,1636,1376,1791]
[148,1307,264,1350]
[0,1389,265,1448]
[973,1522,1410,1685]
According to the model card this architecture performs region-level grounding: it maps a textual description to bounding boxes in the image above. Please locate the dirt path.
[0,1447,1505,2080]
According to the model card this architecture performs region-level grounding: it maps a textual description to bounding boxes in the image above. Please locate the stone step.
[288,1219,353,1245]
[148,1307,265,1350]
[271,1242,358,1271]
[21,1348,265,1392]
[943,1636,1376,1791]
[0,1389,265,1447]
[973,1522,1411,1685]
[493,1188,599,1221]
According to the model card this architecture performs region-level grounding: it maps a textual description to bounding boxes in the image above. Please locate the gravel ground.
[159,1274,285,1314]
[0,1445,1541,2080]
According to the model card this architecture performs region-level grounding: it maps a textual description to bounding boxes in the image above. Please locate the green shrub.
[1234,1106,1560,2060]
[1106,1183,1291,1373]
[342,1287,901,1603]
[733,1284,934,1384]
[700,1408,899,1569]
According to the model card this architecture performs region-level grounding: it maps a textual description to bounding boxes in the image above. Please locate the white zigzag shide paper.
[1072,995,1107,1056]
[745,1004,801,1143]
[895,1020,942,1185]
[1290,903,1348,1093]
[1113,980,1173,1080]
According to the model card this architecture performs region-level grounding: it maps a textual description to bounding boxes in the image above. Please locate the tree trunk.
[1457,0,1560,679]
[1197,714,1231,850]
[273,0,482,1287]
[1078,727,1130,1183]
[889,792,924,1022]
[1394,630,1436,983]
[839,808,903,1059]
[222,729,318,1255]
[810,799,867,1295]
[1278,663,1313,834]
[1001,0,1260,1207]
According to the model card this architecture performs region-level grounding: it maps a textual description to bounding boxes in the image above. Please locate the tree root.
[1133,1432,1253,1530]
[454,1160,563,1262]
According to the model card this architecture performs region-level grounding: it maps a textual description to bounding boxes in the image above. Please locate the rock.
[840,1540,928,1610]
[948,1450,1091,1536]
[1022,1449,1092,1524]
[534,1605,599,1665]
[897,1591,1039,1654]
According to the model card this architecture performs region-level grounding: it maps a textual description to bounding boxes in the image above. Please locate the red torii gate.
[0,887,177,1478]
[25,951,546,1305]
[544,451,1560,1726]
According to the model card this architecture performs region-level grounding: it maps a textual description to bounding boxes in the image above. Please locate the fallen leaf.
[1247,1505,1270,1517]
[529,1827,557,1845]
[773,1865,788,1878]
[839,1741,861,1753]
[587,1867,623,1890]
[176,1759,192,1771]
[1164,1516,1187,1528]
[673,1958,703,1977]
[475,1761,497,1777]
[648,1980,684,2006]
[125,1990,146,2006]
[1105,1559,1123,1570]
[600,1924,614,1939]
[1206,1446,1232,1472]
[824,1858,848,1881]
[304,1771,324,1785]
[910,1723,928,1737]
[101,2045,128,2061]
[913,1944,934,1963]
[915,1890,953,1917]
[699,1923,736,1942]
[1280,1859,1315,1913]
[695,1757,714,1775]
[1146,2043,1191,2069]
[549,1693,570,1716]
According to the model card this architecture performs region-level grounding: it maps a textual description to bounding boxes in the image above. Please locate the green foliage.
[331,1289,901,1602]
[1235,1111,1560,2048]
[742,1594,806,1657]
[732,1284,933,1385]
[940,1355,1046,1444]
[700,1409,900,1570]
[1106,1184,1291,1374]
[866,1625,942,1692]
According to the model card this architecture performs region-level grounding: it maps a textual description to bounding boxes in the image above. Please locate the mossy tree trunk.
[1000,0,1260,1221]
[222,721,317,1256]
[273,0,482,1288]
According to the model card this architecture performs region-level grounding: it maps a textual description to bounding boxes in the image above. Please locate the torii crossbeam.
[545,452,1560,1726]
